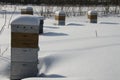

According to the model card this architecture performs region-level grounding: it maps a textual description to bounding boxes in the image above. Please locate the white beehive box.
[11,48,39,62]
[11,62,38,79]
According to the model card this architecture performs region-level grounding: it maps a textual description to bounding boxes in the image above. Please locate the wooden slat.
[55,16,65,20]
[89,15,97,19]
[11,32,39,48]
[11,32,38,41]
[11,41,38,48]
[21,9,33,15]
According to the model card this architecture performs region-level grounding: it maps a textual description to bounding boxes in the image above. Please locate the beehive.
[21,7,33,15]
[87,10,97,23]
[55,10,65,25]
[11,15,39,80]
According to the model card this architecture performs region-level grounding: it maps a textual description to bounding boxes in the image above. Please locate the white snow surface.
[11,15,40,26]
[88,10,97,15]
[0,6,120,80]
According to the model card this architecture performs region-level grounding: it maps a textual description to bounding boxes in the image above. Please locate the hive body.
[11,15,39,80]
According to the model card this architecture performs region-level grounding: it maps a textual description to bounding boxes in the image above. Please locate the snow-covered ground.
[0,5,120,80]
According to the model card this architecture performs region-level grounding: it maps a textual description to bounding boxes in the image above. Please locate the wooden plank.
[11,36,38,42]
[11,32,39,48]
[21,9,33,15]
[11,41,38,48]
[55,16,65,20]
[89,15,97,19]
[11,32,38,40]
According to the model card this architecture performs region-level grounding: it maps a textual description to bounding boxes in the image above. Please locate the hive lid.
[88,10,97,15]
[22,6,33,10]
[11,15,40,26]
[26,6,33,10]
[55,10,65,15]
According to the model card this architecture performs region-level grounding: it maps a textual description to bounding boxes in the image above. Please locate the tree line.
[0,0,120,6]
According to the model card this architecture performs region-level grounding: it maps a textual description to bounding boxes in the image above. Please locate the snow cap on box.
[88,10,97,15]
[22,6,33,11]
[11,15,40,26]
[55,10,65,16]
[26,6,33,10]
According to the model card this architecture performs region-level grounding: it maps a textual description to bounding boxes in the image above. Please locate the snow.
[21,6,33,11]
[55,10,65,15]
[26,6,33,11]
[11,15,40,26]
[88,10,97,15]
[0,5,120,80]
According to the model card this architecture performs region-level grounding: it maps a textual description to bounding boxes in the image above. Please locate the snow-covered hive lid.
[88,10,97,15]
[11,15,40,26]
[55,10,65,16]
[26,6,33,10]
[22,6,33,11]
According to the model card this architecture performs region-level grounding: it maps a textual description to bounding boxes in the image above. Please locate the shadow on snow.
[67,23,84,26]
[43,32,68,36]
[100,22,120,25]
[44,26,60,29]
